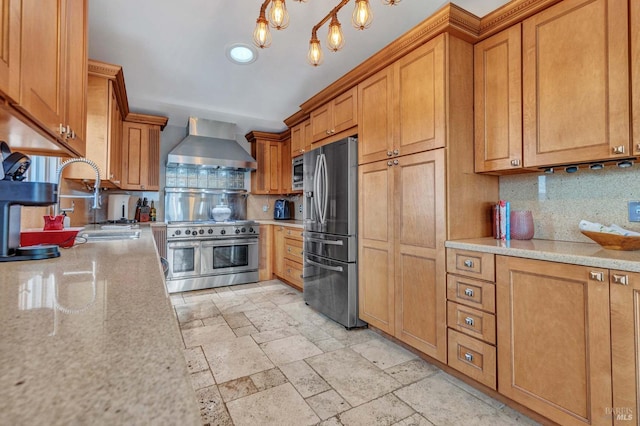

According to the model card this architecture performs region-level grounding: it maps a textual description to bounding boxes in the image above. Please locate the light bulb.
[352,0,373,30]
[382,0,401,4]
[253,17,272,48]
[269,0,290,30]
[307,36,323,66]
[327,15,344,52]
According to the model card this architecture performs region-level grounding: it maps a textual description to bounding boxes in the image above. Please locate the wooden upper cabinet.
[358,66,394,165]
[280,137,293,194]
[0,0,21,102]
[310,87,357,143]
[497,256,612,426]
[121,116,166,191]
[474,25,523,173]
[522,0,629,167]
[248,130,294,195]
[358,34,447,165]
[18,0,87,155]
[632,0,640,156]
[290,119,309,157]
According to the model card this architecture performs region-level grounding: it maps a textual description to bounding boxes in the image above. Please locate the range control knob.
[235,228,241,234]
[208,229,213,234]
[241,227,246,233]
[192,229,198,235]
[175,230,182,236]
[199,229,204,235]
[220,229,226,235]
[185,230,191,235]
[249,227,254,233]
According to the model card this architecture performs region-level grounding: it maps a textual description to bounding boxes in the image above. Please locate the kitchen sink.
[79,225,141,241]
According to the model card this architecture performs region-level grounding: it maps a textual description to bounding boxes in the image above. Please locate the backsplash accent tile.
[500,166,640,243]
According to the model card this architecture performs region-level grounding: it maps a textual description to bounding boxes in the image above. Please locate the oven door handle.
[167,241,201,249]
[305,236,343,246]
[305,257,344,273]
[201,239,258,247]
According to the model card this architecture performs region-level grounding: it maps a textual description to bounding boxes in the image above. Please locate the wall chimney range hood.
[167,117,257,171]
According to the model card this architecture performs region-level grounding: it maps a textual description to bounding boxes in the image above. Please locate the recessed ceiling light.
[226,43,257,65]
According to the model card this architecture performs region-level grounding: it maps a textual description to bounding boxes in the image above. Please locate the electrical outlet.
[298,204,303,213]
[628,201,640,222]
[262,205,268,212]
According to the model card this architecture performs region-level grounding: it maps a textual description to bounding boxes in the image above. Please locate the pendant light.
[381,0,401,4]
[327,14,345,52]
[268,0,290,30]
[253,15,272,48]
[352,0,373,30]
[307,32,323,66]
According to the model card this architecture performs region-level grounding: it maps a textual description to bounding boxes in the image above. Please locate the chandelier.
[253,0,402,67]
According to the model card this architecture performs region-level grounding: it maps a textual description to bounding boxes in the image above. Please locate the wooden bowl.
[581,230,640,251]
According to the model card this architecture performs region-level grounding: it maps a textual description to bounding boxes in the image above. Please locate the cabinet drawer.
[284,259,303,289]
[446,274,496,313]
[447,329,496,390]
[284,226,304,241]
[447,302,496,344]
[446,248,495,281]
[284,238,303,263]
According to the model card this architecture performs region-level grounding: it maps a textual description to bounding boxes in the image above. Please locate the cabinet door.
[497,256,612,426]
[358,66,394,165]
[63,0,87,155]
[358,160,394,333]
[0,0,21,102]
[394,35,446,156]
[108,83,122,186]
[331,87,357,135]
[251,139,282,194]
[474,25,522,173]
[523,0,629,166]
[280,137,293,193]
[394,149,446,362]
[633,0,640,156]
[121,122,159,191]
[18,0,66,140]
[273,225,285,278]
[610,271,640,425]
[310,102,332,142]
[258,225,273,281]
[291,123,304,157]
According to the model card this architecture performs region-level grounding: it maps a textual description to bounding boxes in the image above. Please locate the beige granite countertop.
[0,228,200,425]
[446,237,640,272]
[256,219,305,228]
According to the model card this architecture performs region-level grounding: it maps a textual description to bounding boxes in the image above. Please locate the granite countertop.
[256,219,305,228]
[446,237,640,272]
[0,228,200,425]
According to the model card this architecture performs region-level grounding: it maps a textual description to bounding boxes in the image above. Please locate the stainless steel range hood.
[167,117,257,171]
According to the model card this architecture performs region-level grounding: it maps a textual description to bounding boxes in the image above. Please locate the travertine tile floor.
[170,280,540,426]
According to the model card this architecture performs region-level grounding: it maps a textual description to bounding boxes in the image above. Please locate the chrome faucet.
[54,158,102,215]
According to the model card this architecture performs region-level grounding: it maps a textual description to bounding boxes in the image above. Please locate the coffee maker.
[0,143,60,261]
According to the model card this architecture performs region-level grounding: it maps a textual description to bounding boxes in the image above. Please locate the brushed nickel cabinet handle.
[463,259,474,268]
[589,271,604,282]
[393,149,399,156]
[510,159,521,166]
[464,317,474,326]
[612,274,629,285]
[612,145,625,154]
[387,161,393,167]
[393,159,399,165]
[464,353,474,362]
[464,288,474,297]
[387,151,393,157]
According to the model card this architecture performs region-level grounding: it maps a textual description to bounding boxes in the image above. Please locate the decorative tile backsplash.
[500,166,640,243]
[166,166,246,190]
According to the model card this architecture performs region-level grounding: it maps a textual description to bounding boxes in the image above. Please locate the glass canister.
[510,210,535,240]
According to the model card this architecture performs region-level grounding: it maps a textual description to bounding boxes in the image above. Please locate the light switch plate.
[628,201,640,222]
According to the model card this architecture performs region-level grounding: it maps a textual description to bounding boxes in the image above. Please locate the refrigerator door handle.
[321,153,328,225]
[305,236,344,246]
[313,154,322,222]
[306,257,344,273]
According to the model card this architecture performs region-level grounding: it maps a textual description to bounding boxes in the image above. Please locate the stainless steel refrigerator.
[303,136,366,328]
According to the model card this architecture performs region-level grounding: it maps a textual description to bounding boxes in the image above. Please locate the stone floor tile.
[255,301,278,310]
[314,337,346,352]
[500,405,542,425]
[250,367,288,391]
[234,324,259,337]
[384,359,440,386]
[190,369,215,390]
[318,417,343,426]
[202,335,275,383]
[392,413,435,426]
[183,347,209,374]
[169,294,184,306]
[179,319,204,330]
[226,383,320,426]
[212,295,259,314]
[201,315,227,326]
[251,325,300,344]
[279,360,331,398]
[230,282,263,295]
[195,385,233,426]
[268,289,304,306]
[339,393,414,426]
[222,312,251,329]
[215,286,234,294]
[306,348,402,406]
[440,372,505,410]
[296,323,333,343]
[182,291,217,303]
[244,307,300,332]
[218,377,259,403]
[175,300,220,323]
[182,322,236,348]
[394,373,515,426]
[351,338,417,370]
[326,326,380,347]
[306,389,351,420]
[260,334,323,365]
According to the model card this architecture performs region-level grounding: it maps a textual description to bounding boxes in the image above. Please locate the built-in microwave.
[292,156,303,191]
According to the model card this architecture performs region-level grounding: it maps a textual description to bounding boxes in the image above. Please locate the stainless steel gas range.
[165,220,259,293]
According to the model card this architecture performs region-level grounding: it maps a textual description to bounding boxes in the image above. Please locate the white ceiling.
[88,0,510,135]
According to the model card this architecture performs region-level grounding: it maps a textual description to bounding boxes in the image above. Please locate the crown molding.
[245,129,290,143]
[88,59,130,118]
[125,112,169,130]
[478,0,563,39]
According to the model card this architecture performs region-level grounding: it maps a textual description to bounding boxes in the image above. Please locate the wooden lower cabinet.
[496,256,612,426]
[359,149,446,362]
[273,225,303,290]
[258,225,273,282]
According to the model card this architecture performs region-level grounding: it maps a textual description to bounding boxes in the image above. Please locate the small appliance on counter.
[274,199,291,220]
[107,194,131,222]
[0,143,60,262]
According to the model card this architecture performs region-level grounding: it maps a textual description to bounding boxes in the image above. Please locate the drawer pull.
[464,353,474,362]
[463,288,474,297]
[463,259,474,268]
[612,145,625,154]
[464,317,474,326]
[613,274,629,285]
[510,159,521,166]
[287,247,291,252]
[589,271,604,282]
